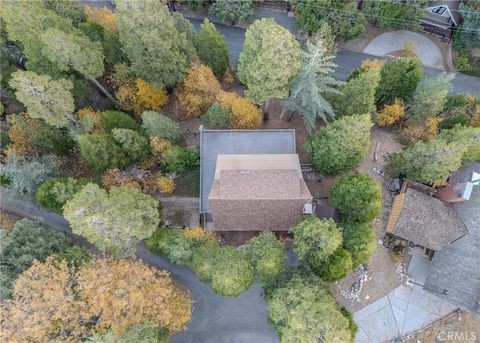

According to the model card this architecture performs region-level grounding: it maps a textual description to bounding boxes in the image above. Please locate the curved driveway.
[0,191,279,343]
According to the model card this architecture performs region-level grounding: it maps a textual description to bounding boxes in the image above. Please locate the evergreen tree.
[209,0,255,25]
[9,71,74,128]
[282,39,342,131]
[409,73,454,121]
[459,3,480,47]
[333,68,380,118]
[172,12,198,49]
[238,18,301,104]
[197,19,229,79]
[116,0,195,88]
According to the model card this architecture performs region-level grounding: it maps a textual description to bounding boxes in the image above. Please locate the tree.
[333,68,381,118]
[43,0,86,26]
[76,258,191,335]
[216,91,262,129]
[0,153,55,195]
[329,173,382,223]
[376,57,424,106]
[134,78,169,117]
[387,139,465,184]
[409,73,454,121]
[116,0,195,88]
[100,110,141,133]
[458,3,480,47]
[294,0,365,41]
[76,133,126,172]
[305,114,372,175]
[35,177,90,213]
[175,63,221,119]
[7,114,74,156]
[265,271,353,343]
[161,146,200,173]
[292,216,343,271]
[246,232,286,285]
[197,19,229,79]
[364,0,427,30]
[238,18,301,104]
[377,98,405,127]
[40,27,105,79]
[0,219,70,298]
[282,39,343,131]
[64,184,160,256]
[0,257,191,342]
[209,0,255,25]
[141,111,182,142]
[341,222,376,268]
[89,322,169,343]
[84,5,118,34]
[317,247,353,282]
[204,103,230,129]
[172,12,198,49]
[9,71,74,128]
[437,126,480,165]
[111,128,150,164]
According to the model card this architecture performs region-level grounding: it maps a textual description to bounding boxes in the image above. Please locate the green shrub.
[111,128,150,163]
[316,247,352,282]
[197,19,229,79]
[444,95,470,110]
[77,133,126,172]
[100,110,141,132]
[341,307,359,342]
[0,219,70,298]
[189,243,222,282]
[329,173,382,223]
[342,222,376,268]
[162,146,200,173]
[439,115,470,130]
[56,246,92,271]
[141,111,182,142]
[145,228,193,264]
[204,103,230,129]
[305,114,372,175]
[35,177,90,213]
[209,0,255,25]
[246,232,286,285]
[364,0,425,30]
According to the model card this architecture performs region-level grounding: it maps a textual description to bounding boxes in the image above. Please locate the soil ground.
[402,310,480,343]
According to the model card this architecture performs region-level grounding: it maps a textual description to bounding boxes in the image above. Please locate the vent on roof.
[303,203,313,214]
[240,171,250,175]
[461,182,474,200]
[471,172,480,185]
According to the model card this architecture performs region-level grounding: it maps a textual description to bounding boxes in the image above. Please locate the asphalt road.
[0,191,279,343]
[189,18,480,96]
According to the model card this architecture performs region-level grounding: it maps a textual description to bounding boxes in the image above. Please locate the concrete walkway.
[364,31,444,69]
[0,190,279,343]
[354,284,457,343]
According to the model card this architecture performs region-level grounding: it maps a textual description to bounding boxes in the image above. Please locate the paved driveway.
[364,31,444,69]
[354,284,457,343]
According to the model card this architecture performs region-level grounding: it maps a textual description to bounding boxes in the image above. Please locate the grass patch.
[173,167,200,197]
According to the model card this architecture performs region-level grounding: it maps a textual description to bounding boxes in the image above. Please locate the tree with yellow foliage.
[183,226,217,243]
[143,174,175,195]
[216,91,262,129]
[116,79,169,117]
[85,5,118,34]
[0,256,191,342]
[77,107,105,133]
[377,98,405,127]
[175,62,221,119]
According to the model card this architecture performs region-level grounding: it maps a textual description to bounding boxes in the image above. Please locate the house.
[421,1,461,40]
[209,154,312,231]
[199,128,312,231]
[385,163,480,315]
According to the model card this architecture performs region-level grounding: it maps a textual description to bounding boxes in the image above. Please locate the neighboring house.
[421,0,461,40]
[199,128,313,231]
[209,154,312,231]
[385,163,480,315]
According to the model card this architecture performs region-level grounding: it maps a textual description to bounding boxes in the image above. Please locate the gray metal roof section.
[199,128,296,213]
[424,186,480,315]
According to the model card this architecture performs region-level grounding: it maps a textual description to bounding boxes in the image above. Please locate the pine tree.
[282,40,343,132]
[115,0,195,88]
[197,19,229,79]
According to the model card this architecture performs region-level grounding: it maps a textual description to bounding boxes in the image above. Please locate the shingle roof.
[391,187,467,250]
[424,187,480,315]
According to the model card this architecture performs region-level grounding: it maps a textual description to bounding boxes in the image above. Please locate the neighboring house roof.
[388,187,467,251]
[424,186,480,315]
[422,0,461,28]
[448,162,480,186]
[199,129,296,213]
[208,154,311,231]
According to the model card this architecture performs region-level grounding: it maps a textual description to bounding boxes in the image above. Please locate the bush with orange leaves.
[0,256,191,342]
[116,79,168,117]
[77,107,105,133]
[144,173,175,195]
[175,63,221,119]
[216,91,262,129]
[183,226,217,243]
[402,117,443,143]
[150,136,172,155]
[377,98,405,127]
[102,167,148,190]
[360,58,385,72]
[85,5,118,34]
